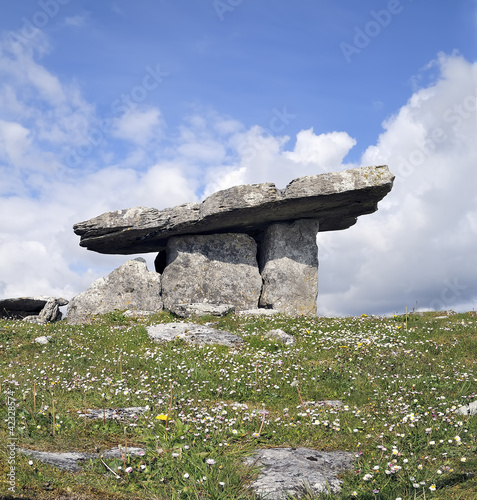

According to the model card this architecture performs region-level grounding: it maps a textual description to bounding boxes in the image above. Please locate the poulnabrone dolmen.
[73,165,394,317]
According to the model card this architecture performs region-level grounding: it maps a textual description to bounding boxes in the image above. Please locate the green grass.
[0,310,476,499]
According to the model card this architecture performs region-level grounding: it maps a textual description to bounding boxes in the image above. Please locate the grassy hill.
[1,310,476,499]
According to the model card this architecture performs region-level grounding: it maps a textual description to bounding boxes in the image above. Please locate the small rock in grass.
[77,406,149,420]
[168,303,235,318]
[147,322,242,347]
[123,310,156,318]
[264,329,295,345]
[34,336,52,344]
[304,400,343,408]
[20,446,147,472]
[237,309,280,317]
[456,400,477,416]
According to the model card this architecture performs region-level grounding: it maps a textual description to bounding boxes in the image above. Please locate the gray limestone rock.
[457,400,477,416]
[264,329,295,345]
[245,448,354,499]
[74,165,394,254]
[0,296,68,320]
[20,446,146,473]
[20,449,97,472]
[162,233,262,312]
[24,297,66,324]
[147,322,242,347]
[169,303,235,318]
[34,336,52,344]
[67,259,162,324]
[77,406,149,420]
[237,309,280,317]
[304,400,344,408]
[259,219,319,315]
[123,309,156,318]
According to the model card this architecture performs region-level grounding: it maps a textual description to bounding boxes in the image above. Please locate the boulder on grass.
[67,259,162,324]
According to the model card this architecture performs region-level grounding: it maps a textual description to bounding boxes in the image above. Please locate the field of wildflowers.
[0,310,476,499]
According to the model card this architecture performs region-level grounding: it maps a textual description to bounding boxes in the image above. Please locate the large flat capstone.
[73,165,394,254]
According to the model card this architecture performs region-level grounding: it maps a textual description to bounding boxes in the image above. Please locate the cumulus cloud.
[284,129,356,170]
[0,120,31,166]
[317,53,477,315]
[112,107,164,146]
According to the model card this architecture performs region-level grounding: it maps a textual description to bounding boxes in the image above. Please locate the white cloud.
[318,53,477,315]
[0,120,31,166]
[112,107,164,146]
[284,128,357,170]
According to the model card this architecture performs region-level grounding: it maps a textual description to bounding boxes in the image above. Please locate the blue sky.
[0,0,476,315]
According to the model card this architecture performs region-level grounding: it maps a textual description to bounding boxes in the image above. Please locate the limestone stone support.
[259,219,319,315]
[161,233,262,312]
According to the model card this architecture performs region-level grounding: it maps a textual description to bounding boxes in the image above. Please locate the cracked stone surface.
[245,448,355,499]
[168,303,236,318]
[147,322,243,347]
[457,400,477,415]
[20,447,146,472]
[77,406,149,420]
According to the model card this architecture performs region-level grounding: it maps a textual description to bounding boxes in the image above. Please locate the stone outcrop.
[71,166,394,317]
[259,219,319,315]
[147,322,243,347]
[264,329,295,345]
[457,400,477,416]
[169,303,235,318]
[162,233,262,312]
[20,446,146,473]
[24,297,68,324]
[245,448,354,499]
[0,296,68,320]
[74,165,394,254]
[67,258,162,324]
[77,406,149,420]
[34,336,52,344]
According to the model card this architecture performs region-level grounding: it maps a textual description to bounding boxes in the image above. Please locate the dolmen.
[71,166,394,319]
[0,296,68,323]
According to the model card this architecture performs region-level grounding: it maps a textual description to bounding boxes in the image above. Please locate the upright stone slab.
[162,233,262,311]
[67,258,162,324]
[259,219,319,315]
